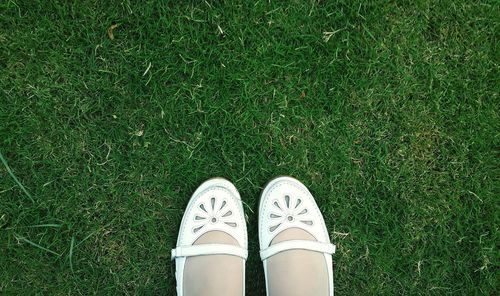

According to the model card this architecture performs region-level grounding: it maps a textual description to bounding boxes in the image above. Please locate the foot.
[259,176,335,296]
[172,178,247,296]
[184,231,243,296]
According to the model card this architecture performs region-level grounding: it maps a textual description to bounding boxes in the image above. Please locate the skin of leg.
[183,231,244,296]
[267,227,329,296]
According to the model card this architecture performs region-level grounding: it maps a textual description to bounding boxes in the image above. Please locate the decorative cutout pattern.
[192,197,237,233]
[269,194,313,232]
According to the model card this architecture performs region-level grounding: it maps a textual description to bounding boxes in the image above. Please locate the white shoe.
[171,178,248,296]
[259,176,335,296]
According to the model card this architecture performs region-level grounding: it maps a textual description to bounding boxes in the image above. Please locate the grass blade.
[0,151,34,202]
[5,224,62,230]
[28,224,63,228]
[69,236,75,272]
[14,233,61,256]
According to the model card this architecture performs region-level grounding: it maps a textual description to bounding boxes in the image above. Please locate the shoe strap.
[171,244,248,260]
[260,240,335,261]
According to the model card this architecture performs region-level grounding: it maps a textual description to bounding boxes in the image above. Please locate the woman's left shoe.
[171,178,248,296]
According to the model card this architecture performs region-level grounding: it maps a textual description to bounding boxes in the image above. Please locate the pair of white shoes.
[171,176,336,296]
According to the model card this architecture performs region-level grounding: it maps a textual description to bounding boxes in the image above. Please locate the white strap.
[171,244,248,260]
[260,240,335,260]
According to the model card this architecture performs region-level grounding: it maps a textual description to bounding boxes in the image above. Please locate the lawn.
[0,0,498,295]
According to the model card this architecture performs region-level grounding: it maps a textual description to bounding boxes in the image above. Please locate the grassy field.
[0,0,498,295]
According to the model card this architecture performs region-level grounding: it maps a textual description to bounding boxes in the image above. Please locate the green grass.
[0,0,498,295]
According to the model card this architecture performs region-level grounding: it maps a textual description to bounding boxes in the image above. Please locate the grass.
[0,0,498,295]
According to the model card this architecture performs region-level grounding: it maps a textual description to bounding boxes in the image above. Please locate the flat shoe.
[259,176,335,296]
[172,178,248,296]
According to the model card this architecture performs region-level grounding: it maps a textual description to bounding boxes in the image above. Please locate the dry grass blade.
[107,23,120,40]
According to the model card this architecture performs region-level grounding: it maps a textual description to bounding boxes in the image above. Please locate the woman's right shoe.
[258,176,335,296]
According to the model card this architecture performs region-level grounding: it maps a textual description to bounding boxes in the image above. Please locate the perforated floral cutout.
[192,196,238,233]
[268,194,313,233]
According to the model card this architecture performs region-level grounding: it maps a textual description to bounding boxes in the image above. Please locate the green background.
[0,0,498,295]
